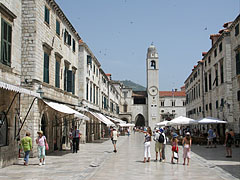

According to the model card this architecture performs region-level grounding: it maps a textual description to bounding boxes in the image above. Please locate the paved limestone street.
[0,133,239,180]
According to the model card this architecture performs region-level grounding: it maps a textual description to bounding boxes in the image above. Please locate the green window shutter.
[64,68,67,91]
[67,34,71,46]
[86,82,89,100]
[87,55,92,65]
[43,53,49,83]
[236,53,240,75]
[72,72,75,94]
[55,61,60,88]
[56,20,60,35]
[90,83,92,102]
[67,70,72,92]
[64,30,67,43]
[72,39,75,52]
[1,19,12,66]
[45,6,49,24]
[93,85,95,104]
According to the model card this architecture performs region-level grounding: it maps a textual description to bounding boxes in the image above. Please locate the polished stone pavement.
[0,133,239,180]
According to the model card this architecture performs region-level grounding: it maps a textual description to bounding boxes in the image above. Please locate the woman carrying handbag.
[36,131,48,166]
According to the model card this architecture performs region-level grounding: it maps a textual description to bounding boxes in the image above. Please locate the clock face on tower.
[148,86,158,96]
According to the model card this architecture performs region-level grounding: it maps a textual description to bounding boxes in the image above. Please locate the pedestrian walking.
[182,132,192,165]
[36,131,48,166]
[207,127,214,148]
[224,129,233,158]
[171,133,179,164]
[213,129,218,148]
[72,126,80,153]
[69,128,73,150]
[160,128,167,162]
[154,128,160,161]
[154,128,165,162]
[111,127,119,152]
[143,127,152,163]
[21,132,32,166]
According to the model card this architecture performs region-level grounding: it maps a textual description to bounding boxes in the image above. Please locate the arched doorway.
[41,114,47,136]
[135,114,145,127]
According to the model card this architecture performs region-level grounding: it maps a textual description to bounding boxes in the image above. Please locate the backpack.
[158,133,164,143]
[227,133,233,144]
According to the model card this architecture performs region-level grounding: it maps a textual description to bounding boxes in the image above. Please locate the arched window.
[150,60,156,69]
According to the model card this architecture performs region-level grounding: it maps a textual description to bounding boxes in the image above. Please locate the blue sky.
[56,0,239,90]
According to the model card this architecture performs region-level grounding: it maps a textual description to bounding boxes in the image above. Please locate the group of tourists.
[20,125,82,166]
[20,130,48,166]
[142,127,192,165]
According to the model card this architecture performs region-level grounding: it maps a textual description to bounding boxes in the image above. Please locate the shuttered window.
[86,81,89,100]
[90,83,92,102]
[44,6,50,24]
[236,52,240,75]
[64,66,68,91]
[67,70,72,92]
[87,55,92,65]
[1,19,12,66]
[72,71,75,94]
[235,24,239,36]
[55,61,60,88]
[93,85,95,104]
[56,20,60,35]
[72,39,75,52]
[43,52,49,83]
[238,90,240,101]
[67,34,71,46]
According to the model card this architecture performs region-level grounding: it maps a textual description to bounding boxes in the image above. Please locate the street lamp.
[36,85,44,98]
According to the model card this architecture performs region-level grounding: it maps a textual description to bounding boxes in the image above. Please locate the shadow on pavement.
[191,144,240,179]
[47,150,72,156]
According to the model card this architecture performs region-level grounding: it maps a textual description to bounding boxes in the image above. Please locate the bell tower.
[146,44,160,129]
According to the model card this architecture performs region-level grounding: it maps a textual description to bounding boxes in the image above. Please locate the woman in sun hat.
[171,132,179,164]
[182,132,192,165]
[36,130,48,166]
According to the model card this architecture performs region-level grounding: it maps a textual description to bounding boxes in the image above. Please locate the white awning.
[0,81,40,98]
[107,116,126,124]
[43,101,89,121]
[90,112,115,127]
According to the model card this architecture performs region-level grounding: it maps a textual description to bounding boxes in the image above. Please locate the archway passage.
[135,114,145,127]
[121,118,129,123]
[41,114,47,136]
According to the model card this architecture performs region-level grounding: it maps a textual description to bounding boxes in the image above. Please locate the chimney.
[106,73,112,80]
[202,52,207,57]
[210,34,221,46]
[180,86,185,92]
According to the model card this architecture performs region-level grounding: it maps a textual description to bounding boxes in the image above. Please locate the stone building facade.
[0,0,88,167]
[229,15,240,133]
[78,42,121,142]
[159,88,186,121]
[185,14,240,133]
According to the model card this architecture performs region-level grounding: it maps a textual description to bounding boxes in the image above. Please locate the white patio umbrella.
[197,117,227,124]
[119,123,135,127]
[169,116,197,125]
[156,121,171,126]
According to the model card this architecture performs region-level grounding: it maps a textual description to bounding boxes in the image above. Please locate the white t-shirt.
[112,130,118,141]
